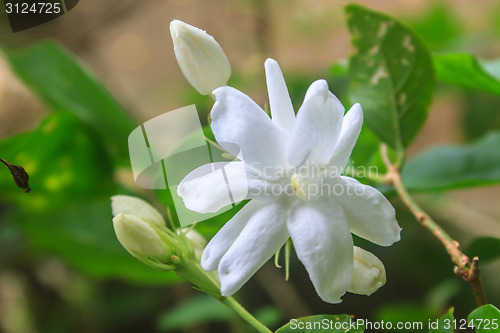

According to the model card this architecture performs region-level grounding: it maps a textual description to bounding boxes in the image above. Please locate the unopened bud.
[170,19,231,95]
[111,195,165,226]
[177,228,207,260]
[113,213,173,263]
[348,247,386,296]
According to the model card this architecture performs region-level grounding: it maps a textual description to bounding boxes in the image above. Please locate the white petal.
[329,103,363,173]
[177,162,249,214]
[287,201,353,303]
[348,246,386,296]
[211,87,289,176]
[201,200,263,271]
[287,80,345,168]
[111,195,165,226]
[334,176,401,246]
[217,201,289,296]
[265,58,295,134]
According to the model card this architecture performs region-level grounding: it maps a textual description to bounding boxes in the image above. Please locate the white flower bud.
[113,213,172,263]
[348,247,386,296]
[177,228,207,260]
[111,195,165,226]
[170,19,231,95]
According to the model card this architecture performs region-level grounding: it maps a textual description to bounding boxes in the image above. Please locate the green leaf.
[461,91,500,141]
[434,53,500,95]
[276,314,364,333]
[346,4,435,149]
[156,295,234,330]
[468,237,500,263]
[402,131,500,192]
[428,308,454,333]
[468,304,500,333]
[0,112,114,209]
[8,200,179,284]
[3,42,136,160]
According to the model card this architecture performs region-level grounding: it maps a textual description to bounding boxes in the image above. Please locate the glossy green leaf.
[468,304,500,333]
[0,112,114,209]
[434,53,500,95]
[3,42,136,160]
[8,201,179,284]
[402,131,500,192]
[346,4,435,149]
[276,314,364,333]
[428,308,454,333]
[468,237,500,263]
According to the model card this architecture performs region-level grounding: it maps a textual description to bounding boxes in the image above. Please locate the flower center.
[290,166,327,200]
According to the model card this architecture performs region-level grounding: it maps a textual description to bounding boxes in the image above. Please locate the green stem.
[177,260,272,332]
[220,296,273,333]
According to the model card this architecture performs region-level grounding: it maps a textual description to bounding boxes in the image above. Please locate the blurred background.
[0,0,499,332]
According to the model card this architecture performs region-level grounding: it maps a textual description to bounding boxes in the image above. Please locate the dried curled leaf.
[0,158,31,193]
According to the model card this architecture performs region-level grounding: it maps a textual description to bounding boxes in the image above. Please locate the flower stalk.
[220,296,273,333]
[380,144,488,306]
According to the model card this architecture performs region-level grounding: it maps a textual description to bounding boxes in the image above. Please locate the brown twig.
[380,144,487,307]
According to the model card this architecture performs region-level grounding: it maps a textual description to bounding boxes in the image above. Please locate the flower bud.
[111,195,165,226]
[113,213,173,263]
[170,19,231,95]
[177,228,207,260]
[348,246,386,296]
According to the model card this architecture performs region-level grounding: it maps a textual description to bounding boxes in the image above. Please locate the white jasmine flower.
[177,59,401,303]
[170,20,231,96]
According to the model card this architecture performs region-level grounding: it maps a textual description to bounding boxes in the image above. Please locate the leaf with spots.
[346,4,435,150]
[0,112,114,210]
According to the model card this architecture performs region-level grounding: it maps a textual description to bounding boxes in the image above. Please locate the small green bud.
[177,228,207,261]
[348,246,386,296]
[113,213,173,263]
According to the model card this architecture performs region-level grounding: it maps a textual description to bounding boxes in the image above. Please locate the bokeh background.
[0,0,499,332]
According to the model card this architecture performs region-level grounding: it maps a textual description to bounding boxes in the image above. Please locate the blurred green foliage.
[4,42,136,163]
[0,2,500,333]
